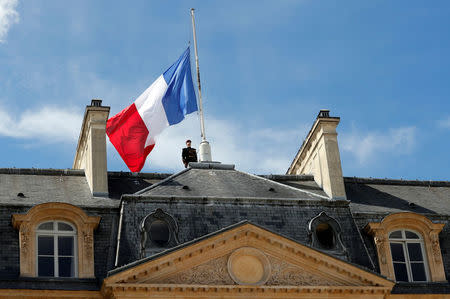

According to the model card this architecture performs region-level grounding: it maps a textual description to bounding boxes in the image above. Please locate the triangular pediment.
[103,222,393,298]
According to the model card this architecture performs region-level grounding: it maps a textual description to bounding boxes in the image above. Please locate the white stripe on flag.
[134,75,170,147]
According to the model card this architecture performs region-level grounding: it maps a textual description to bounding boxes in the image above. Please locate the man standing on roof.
[182,139,198,168]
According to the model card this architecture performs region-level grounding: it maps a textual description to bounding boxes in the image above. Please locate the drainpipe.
[114,199,125,267]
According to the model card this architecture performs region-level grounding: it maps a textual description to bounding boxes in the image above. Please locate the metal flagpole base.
[199,140,212,162]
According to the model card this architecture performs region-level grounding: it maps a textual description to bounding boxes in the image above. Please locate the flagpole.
[190,8,212,162]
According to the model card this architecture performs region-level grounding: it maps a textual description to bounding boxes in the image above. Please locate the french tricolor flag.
[106,48,198,172]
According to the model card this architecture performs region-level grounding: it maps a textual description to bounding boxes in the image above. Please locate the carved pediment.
[150,253,340,286]
[103,223,394,298]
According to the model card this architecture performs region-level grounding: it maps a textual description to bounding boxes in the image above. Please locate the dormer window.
[315,223,335,250]
[307,212,347,259]
[366,212,446,283]
[12,203,100,278]
[36,221,77,277]
[140,209,179,258]
[389,230,428,282]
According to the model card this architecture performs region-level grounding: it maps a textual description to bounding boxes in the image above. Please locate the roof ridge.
[259,174,315,181]
[235,169,330,200]
[0,168,85,176]
[344,177,450,186]
[134,167,191,195]
[108,171,172,179]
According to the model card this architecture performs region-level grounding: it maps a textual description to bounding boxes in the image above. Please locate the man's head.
[186,139,192,147]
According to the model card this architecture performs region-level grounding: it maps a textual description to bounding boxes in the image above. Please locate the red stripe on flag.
[106,103,155,172]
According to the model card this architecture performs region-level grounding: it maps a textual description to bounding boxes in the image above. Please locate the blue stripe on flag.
[162,47,198,125]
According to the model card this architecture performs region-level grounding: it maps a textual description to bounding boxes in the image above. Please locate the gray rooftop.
[345,177,450,216]
[0,168,119,208]
[135,163,328,200]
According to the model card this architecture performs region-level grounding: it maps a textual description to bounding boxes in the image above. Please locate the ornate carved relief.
[151,247,342,287]
[374,234,387,264]
[153,255,234,285]
[227,247,271,285]
[12,202,100,278]
[19,224,31,256]
[83,229,94,259]
[430,233,442,263]
[102,223,395,299]
[267,255,339,286]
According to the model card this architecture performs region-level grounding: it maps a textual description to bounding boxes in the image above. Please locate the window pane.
[58,236,74,256]
[405,231,419,239]
[150,220,170,245]
[411,263,427,281]
[389,231,402,239]
[38,222,54,230]
[315,223,335,249]
[38,236,54,255]
[390,243,405,262]
[393,262,409,282]
[58,257,75,277]
[407,243,424,261]
[38,256,54,276]
[58,222,74,231]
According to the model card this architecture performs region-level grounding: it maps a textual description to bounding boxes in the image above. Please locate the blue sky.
[0,1,449,180]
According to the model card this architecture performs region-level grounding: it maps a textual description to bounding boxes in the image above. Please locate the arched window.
[36,221,77,277]
[140,209,179,258]
[367,213,446,282]
[389,229,428,282]
[307,212,347,259]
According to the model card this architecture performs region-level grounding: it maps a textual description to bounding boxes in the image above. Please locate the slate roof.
[261,174,328,197]
[0,168,119,208]
[109,220,383,279]
[345,177,450,215]
[135,163,328,200]
[108,171,171,199]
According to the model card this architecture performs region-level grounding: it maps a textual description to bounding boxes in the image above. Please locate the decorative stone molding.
[154,255,234,285]
[12,202,100,278]
[308,211,348,259]
[0,289,101,299]
[102,223,394,298]
[227,247,271,285]
[266,255,338,286]
[366,212,446,282]
[140,208,179,258]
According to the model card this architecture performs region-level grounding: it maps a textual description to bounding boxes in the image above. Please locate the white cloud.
[0,105,82,143]
[438,116,450,129]
[0,0,19,43]
[0,103,306,174]
[340,126,416,165]
[144,115,308,174]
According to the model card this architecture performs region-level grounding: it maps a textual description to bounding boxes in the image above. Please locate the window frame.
[35,220,78,278]
[388,229,429,282]
[366,212,446,282]
[12,202,100,278]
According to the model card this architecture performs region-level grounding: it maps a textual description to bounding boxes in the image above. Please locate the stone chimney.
[73,99,110,196]
[287,110,346,200]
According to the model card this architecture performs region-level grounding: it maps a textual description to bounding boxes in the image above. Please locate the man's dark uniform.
[182,147,198,168]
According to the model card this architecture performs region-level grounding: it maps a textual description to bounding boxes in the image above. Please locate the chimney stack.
[73,99,110,196]
[287,110,346,200]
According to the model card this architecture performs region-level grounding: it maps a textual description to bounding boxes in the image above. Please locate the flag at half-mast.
[106,47,198,172]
